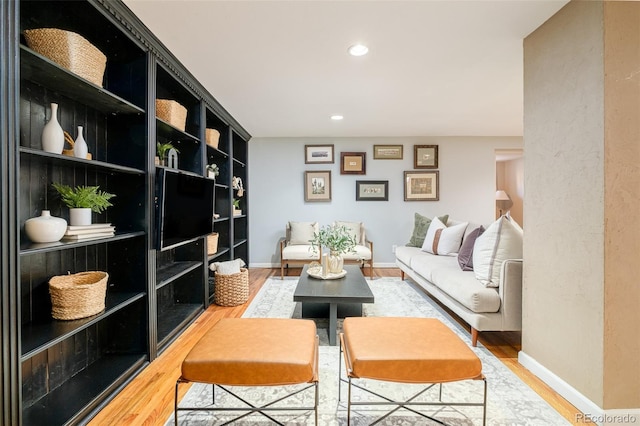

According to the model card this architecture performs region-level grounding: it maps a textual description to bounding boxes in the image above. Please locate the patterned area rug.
[169,276,569,425]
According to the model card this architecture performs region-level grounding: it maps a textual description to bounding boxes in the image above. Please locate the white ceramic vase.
[69,208,92,226]
[24,210,67,243]
[73,126,88,159]
[327,252,344,274]
[42,103,64,154]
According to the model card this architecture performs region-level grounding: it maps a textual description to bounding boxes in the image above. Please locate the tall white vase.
[42,103,64,154]
[73,126,88,159]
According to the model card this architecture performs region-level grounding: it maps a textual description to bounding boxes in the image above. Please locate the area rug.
[169,276,570,425]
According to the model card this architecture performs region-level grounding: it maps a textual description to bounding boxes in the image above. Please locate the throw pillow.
[421,217,468,255]
[457,226,485,271]
[472,216,523,287]
[289,221,318,245]
[406,213,449,247]
[209,258,246,275]
[335,221,363,245]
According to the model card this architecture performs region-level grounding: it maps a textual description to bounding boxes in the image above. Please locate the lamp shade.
[495,190,510,201]
[495,190,513,214]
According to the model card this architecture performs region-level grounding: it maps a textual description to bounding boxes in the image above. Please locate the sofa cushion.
[282,245,318,260]
[342,244,372,261]
[411,252,459,282]
[430,265,501,313]
[457,226,485,271]
[289,221,318,245]
[395,246,423,267]
[473,216,523,287]
[421,217,468,256]
[335,221,365,245]
[406,213,449,247]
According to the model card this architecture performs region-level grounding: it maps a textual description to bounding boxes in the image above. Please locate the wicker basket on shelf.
[156,99,187,131]
[207,232,219,255]
[23,28,107,87]
[205,128,220,149]
[214,268,249,307]
[49,271,108,320]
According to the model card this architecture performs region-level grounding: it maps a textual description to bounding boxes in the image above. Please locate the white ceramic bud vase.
[69,208,92,226]
[42,103,64,154]
[327,252,344,274]
[73,126,88,159]
[24,210,67,243]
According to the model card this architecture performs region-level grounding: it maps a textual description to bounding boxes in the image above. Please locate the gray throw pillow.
[406,213,449,247]
[457,226,485,271]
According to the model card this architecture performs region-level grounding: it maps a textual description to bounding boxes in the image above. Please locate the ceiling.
[122,0,568,138]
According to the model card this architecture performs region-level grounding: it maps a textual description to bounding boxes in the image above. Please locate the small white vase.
[73,126,88,159]
[42,103,64,154]
[69,208,92,226]
[24,210,67,243]
[327,252,344,274]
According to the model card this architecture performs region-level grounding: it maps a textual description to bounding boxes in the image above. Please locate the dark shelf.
[233,214,247,219]
[22,292,146,360]
[20,231,146,255]
[156,261,202,290]
[206,144,229,158]
[207,247,230,261]
[213,216,230,223]
[233,239,248,248]
[19,147,145,175]
[22,353,147,426]
[156,118,200,143]
[233,158,246,168]
[215,183,230,190]
[20,46,145,115]
[157,303,202,348]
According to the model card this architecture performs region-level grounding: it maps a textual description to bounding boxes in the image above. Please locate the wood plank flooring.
[89,267,584,425]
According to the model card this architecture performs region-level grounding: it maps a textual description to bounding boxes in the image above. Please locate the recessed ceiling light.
[348,44,368,57]
[331,115,344,121]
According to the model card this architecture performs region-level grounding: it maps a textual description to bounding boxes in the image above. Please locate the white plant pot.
[24,210,67,243]
[69,208,92,226]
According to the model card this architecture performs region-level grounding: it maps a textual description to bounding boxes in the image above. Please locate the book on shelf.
[61,231,114,241]
[64,225,116,236]
[66,223,113,231]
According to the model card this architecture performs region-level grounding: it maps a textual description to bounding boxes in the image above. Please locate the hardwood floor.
[89,267,583,425]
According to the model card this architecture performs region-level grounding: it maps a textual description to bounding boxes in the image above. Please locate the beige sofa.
[395,216,523,346]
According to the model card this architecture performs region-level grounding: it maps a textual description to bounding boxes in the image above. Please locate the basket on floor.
[214,268,249,307]
[23,28,107,87]
[49,271,108,320]
[156,99,187,131]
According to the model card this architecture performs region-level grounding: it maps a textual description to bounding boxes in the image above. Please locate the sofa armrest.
[498,259,523,330]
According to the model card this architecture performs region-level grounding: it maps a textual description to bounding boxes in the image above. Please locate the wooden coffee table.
[293,265,374,345]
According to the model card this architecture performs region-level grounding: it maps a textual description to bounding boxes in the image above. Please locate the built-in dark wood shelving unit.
[1,0,250,423]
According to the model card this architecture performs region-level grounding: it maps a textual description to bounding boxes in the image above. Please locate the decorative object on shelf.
[156,142,179,167]
[414,145,439,169]
[49,271,108,320]
[232,176,244,197]
[207,232,219,255]
[62,130,92,160]
[309,224,357,274]
[155,99,187,131]
[61,223,115,241]
[23,28,107,87]
[73,126,88,159]
[42,102,64,154]
[206,128,220,149]
[233,199,242,216]
[404,170,439,201]
[24,210,67,243]
[207,164,219,179]
[167,148,179,169]
[51,183,115,226]
[340,152,366,175]
[304,170,332,202]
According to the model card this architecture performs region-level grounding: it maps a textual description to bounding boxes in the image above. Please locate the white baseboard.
[518,351,640,425]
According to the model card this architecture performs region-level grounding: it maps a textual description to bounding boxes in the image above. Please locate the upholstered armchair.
[333,221,374,279]
[280,221,322,279]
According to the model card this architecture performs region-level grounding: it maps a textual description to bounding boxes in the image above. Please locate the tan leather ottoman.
[340,317,486,425]
[175,318,319,425]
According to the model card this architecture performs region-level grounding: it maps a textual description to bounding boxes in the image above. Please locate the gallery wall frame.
[305,144,334,164]
[340,152,366,175]
[373,144,403,160]
[356,180,389,201]
[414,145,438,168]
[404,170,439,201]
[304,170,332,202]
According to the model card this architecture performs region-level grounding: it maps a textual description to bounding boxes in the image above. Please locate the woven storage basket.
[205,128,220,149]
[214,268,249,307]
[207,232,219,255]
[23,28,107,87]
[49,271,108,320]
[156,99,187,131]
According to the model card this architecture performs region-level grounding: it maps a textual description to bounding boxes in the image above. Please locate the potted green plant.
[156,142,179,166]
[309,224,357,274]
[52,183,116,226]
[233,198,242,216]
[206,163,219,179]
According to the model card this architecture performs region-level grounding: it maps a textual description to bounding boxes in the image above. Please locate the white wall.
[247,136,522,267]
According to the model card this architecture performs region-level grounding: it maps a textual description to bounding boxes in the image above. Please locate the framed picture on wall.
[404,170,439,201]
[373,145,403,159]
[304,170,332,202]
[356,180,389,201]
[305,144,334,164]
[340,152,366,174]
[414,145,438,168]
